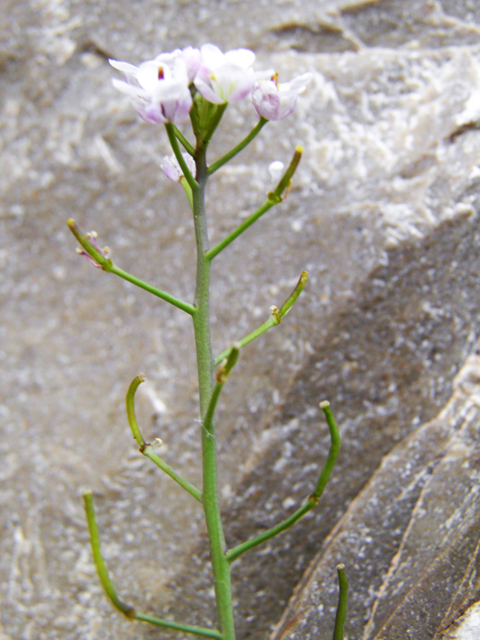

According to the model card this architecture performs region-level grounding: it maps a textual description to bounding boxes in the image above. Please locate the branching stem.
[83,492,221,639]
[205,146,303,261]
[173,125,196,156]
[126,374,202,502]
[76,69,339,640]
[166,123,198,192]
[192,143,236,640]
[215,272,308,365]
[67,219,196,316]
[226,401,340,563]
[208,117,267,175]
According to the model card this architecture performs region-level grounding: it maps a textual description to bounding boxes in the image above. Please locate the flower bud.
[161,153,196,183]
[252,72,313,121]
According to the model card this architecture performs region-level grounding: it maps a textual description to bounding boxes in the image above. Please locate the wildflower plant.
[68,44,348,640]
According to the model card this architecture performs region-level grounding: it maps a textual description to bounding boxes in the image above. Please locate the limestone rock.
[271,350,480,640]
[2,1,480,639]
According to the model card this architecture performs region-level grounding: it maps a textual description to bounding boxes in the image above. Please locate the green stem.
[270,145,303,200]
[205,146,303,262]
[215,271,308,365]
[208,118,268,175]
[204,346,240,435]
[180,176,194,210]
[126,374,202,502]
[110,263,196,315]
[83,492,219,639]
[84,491,135,616]
[173,125,196,156]
[142,445,202,503]
[192,145,236,640]
[134,612,222,639]
[313,401,341,499]
[67,219,195,316]
[202,103,228,150]
[333,564,348,640]
[226,498,316,563]
[126,374,147,447]
[226,401,340,563]
[215,317,275,366]
[206,198,278,262]
[166,123,198,192]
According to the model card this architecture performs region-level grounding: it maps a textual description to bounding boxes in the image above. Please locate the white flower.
[181,46,202,82]
[194,44,271,104]
[252,72,313,121]
[161,153,196,183]
[109,52,193,125]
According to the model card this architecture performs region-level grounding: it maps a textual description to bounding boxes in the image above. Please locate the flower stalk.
[72,43,344,640]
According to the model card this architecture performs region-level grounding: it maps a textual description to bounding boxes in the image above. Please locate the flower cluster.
[109,44,312,125]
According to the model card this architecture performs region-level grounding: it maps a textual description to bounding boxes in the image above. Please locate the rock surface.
[2,1,480,639]
[271,347,480,640]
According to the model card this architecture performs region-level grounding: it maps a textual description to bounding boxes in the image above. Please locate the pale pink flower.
[109,53,193,124]
[161,153,196,182]
[194,44,271,104]
[181,46,202,82]
[252,72,313,120]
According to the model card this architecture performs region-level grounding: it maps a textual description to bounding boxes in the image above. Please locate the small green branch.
[269,145,303,201]
[276,270,308,319]
[180,176,195,210]
[134,612,222,639]
[205,146,303,261]
[67,219,113,270]
[313,401,341,499]
[165,123,198,192]
[126,374,146,447]
[205,199,277,262]
[333,564,348,640]
[215,271,308,365]
[226,499,314,563]
[142,445,202,503]
[110,264,196,316]
[83,492,219,639]
[126,374,202,503]
[67,220,196,316]
[173,125,196,156]
[204,345,240,438]
[208,118,268,175]
[226,401,340,563]
[215,317,274,366]
[83,491,135,616]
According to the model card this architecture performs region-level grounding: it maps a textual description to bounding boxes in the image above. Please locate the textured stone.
[2,1,480,639]
[271,349,480,640]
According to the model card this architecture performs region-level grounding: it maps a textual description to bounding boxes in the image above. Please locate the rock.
[169,213,480,640]
[2,1,480,639]
[271,348,480,640]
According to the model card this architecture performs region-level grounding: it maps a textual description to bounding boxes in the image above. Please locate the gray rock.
[271,347,480,640]
[169,213,480,640]
[2,1,480,639]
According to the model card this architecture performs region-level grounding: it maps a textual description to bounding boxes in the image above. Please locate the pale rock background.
[1,1,480,639]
